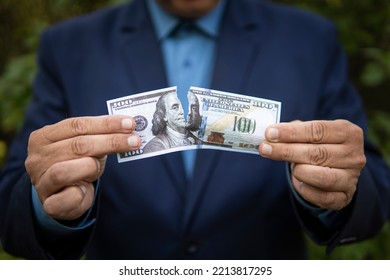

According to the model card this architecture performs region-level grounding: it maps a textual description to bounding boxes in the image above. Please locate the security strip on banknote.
[107,86,281,163]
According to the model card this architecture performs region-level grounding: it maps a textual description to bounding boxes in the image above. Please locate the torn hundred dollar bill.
[107,86,281,163]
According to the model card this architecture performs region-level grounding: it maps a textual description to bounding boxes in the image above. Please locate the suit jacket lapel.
[212,0,263,93]
[119,0,167,92]
[182,0,265,231]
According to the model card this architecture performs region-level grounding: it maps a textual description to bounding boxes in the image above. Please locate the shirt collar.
[146,0,226,40]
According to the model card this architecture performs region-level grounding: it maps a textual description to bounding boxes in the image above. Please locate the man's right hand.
[25,115,141,221]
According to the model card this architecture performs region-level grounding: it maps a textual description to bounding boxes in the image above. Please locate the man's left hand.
[259,120,366,210]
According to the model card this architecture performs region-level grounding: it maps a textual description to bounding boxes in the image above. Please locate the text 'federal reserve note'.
[107,86,281,163]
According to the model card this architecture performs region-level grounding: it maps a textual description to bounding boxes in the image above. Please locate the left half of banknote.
[107,86,281,163]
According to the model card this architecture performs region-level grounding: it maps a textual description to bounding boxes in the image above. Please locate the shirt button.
[183,59,192,68]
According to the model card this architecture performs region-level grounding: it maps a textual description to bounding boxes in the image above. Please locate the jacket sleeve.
[0,28,95,259]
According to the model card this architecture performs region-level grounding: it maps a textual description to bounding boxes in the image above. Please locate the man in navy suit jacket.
[0,0,389,259]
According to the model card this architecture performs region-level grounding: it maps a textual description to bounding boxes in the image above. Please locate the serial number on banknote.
[107,86,281,163]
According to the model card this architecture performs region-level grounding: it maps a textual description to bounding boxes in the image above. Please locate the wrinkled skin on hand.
[259,120,366,211]
[25,115,141,220]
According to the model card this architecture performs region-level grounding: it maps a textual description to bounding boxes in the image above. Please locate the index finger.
[41,115,136,143]
[265,120,350,144]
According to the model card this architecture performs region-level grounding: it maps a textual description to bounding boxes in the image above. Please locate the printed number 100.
[233,116,256,134]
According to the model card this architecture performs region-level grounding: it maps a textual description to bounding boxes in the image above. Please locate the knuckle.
[28,130,39,144]
[356,153,367,169]
[85,157,98,173]
[334,193,351,211]
[70,118,88,135]
[350,123,363,137]
[71,136,91,156]
[337,119,350,127]
[28,128,46,149]
[48,164,67,186]
[43,199,63,218]
[43,203,56,217]
[345,122,364,143]
[309,146,329,165]
[321,168,338,187]
[84,158,101,181]
[281,146,294,161]
[345,188,356,205]
[25,155,42,184]
[357,127,364,140]
[309,122,326,143]
[317,192,336,209]
[25,154,37,173]
[109,135,123,151]
[102,117,115,132]
[25,130,49,175]
[349,148,366,169]
[72,187,85,205]
[290,126,299,139]
[331,203,344,211]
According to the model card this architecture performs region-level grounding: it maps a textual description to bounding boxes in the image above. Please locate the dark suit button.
[186,243,198,255]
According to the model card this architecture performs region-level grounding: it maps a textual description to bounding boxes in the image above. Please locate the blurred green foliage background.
[0,0,389,259]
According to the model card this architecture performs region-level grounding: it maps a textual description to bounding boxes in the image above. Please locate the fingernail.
[122,118,134,130]
[261,143,272,156]
[127,135,140,147]
[268,127,279,141]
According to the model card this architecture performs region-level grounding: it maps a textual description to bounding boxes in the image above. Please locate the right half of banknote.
[189,86,281,153]
[106,86,281,163]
